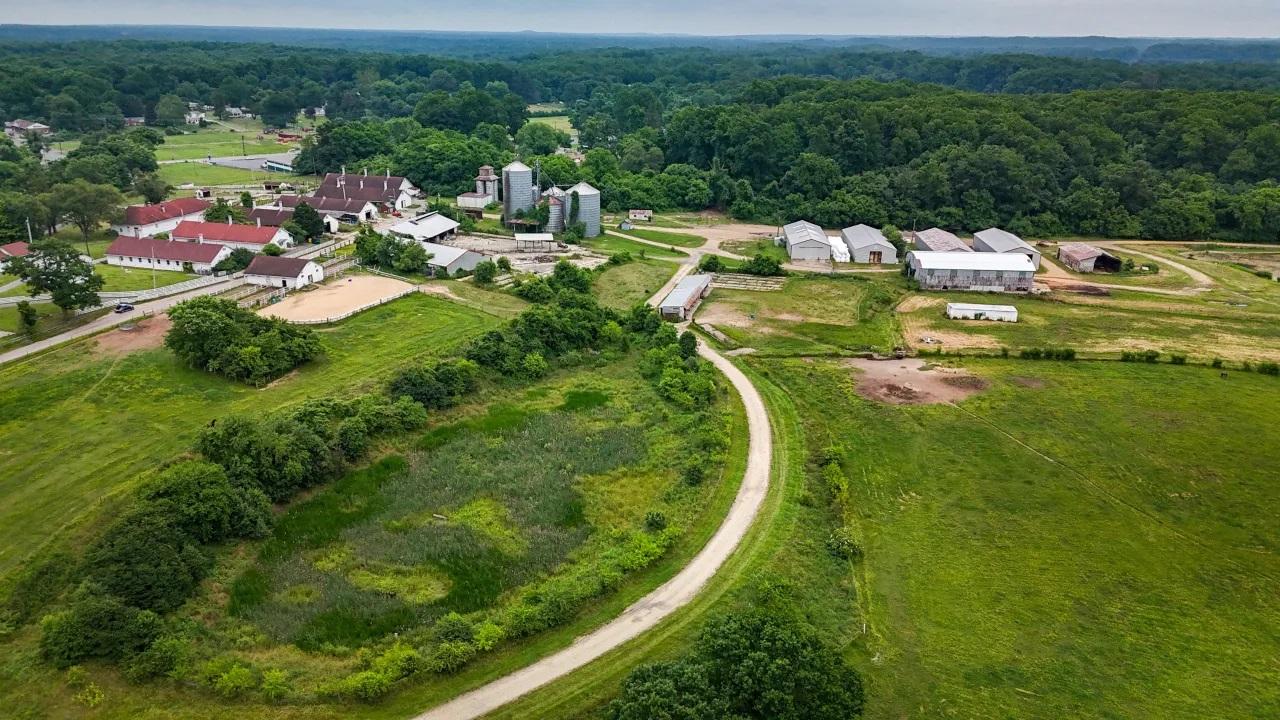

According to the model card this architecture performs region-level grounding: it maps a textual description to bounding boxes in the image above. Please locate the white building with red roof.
[0,240,30,270]
[171,220,293,251]
[112,198,211,238]
[244,255,324,289]
[105,236,232,274]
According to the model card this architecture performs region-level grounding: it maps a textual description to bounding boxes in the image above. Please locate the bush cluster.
[1019,347,1076,360]
[639,327,718,408]
[1120,349,1161,363]
[166,296,321,386]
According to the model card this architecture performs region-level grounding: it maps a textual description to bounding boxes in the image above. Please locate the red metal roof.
[172,221,280,246]
[105,236,227,263]
[121,198,211,226]
[245,255,313,278]
[0,241,30,258]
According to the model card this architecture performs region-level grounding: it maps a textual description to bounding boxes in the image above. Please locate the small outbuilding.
[420,241,484,277]
[779,220,832,262]
[973,228,1041,269]
[629,209,653,221]
[1058,243,1121,273]
[840,224,897,264]
[390,212,461,244]
[946,302,1018,322]
[243,255,324,289]
[659,273,713,320]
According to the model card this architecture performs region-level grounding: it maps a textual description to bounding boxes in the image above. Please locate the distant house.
[659,273,713,320]
[840,224,897,264]
[274,195,378,223]
[419,241,483,277]
[312,107,326,118]
[906,251,1035,292]
[946,302,1018,322]
[4,119,51,138]
[779,220,831,262]
[223,107,249,118]
[313,172,418,210]
[1058,243,1121,273]
[184,111,205,125]
[123,116,146,127]
[112,198,211,238]
[244,255,324,289]
[912,227,971,252]
[104,236,231,274]
[629,209,654,222]
[248,207,340,234]
[389,212,461,244]
[973,228,1041,269]
[171,220,292,250]
[0,240,30,269]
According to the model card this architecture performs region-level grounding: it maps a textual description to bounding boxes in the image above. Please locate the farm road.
[412,249,773,720]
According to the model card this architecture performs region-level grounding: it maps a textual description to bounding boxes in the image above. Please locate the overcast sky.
[1,0,1278,38]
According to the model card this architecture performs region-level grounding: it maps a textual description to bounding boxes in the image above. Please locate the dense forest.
[2,39,1279,241]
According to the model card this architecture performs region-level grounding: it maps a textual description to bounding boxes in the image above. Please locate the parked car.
[113,302,135,314]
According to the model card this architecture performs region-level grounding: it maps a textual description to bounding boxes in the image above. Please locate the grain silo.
[502,161,535,219]
[543,186,568,232]
[568,181,601,237]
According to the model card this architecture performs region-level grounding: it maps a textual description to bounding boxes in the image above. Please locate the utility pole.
[25,217,33,243]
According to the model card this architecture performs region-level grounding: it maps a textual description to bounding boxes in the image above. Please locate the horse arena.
[259,275,417,323]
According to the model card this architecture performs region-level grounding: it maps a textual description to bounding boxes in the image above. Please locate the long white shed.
[945,302,1018,322]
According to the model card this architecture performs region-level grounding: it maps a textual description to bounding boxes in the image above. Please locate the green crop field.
[696,275,903,355]
[593,258,678,310]
[616,227,706,248]
[0,293,506,578]
[155,137,292,161]
[526,115,574,133]
[753,356,1280,720]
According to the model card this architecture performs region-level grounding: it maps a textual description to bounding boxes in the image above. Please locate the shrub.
[333,669,393,701]
[521,351,549,378]
[40,591,162,668]
[825,528,863,560]
[1211,357,1224,368]
[1020,348,1043,360]
[388,359,479,410]
[738,253,785,276]
[123,632,192,682]
[471,621,505,651]
[1259,362,1280,376]
[371,643,424,680]
[214,663,257,698]
[197,414,336,502]
[83,509,208,613]
[697,254,726,273]
[433,612,475,643]
[1170,354,1187,365]
[166,296,320,385]
[682,464,706,486]
[644,511,668,532]
[138,460,271,544]
[260,668,291,702]
[678,330,698,359]
[428,640,477,674]
[496,256,511,272]
[473,259,498,284]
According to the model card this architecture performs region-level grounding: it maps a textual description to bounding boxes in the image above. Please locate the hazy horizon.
[1,1,1278,39]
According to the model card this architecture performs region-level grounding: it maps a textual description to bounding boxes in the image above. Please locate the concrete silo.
[568,181,601,237]
[502,161,535,219]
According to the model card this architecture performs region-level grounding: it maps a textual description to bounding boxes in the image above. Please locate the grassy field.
[696,275,903,355]
[94,263,195,291]
[758,356,1280,720]
[158,162,268,187]
[616,227,705,248]
[0,293,507,579]
[722,237,789,263]
[526,115,573,134]
[592,258,678,310]
[897,288,1280,362]
[583,234,687,260]
[155,129,291,161]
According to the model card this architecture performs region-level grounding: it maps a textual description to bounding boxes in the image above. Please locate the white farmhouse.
[112,198,211,238]
[104,236,231,274]
[243,255,324,289]
[840,224,897,264]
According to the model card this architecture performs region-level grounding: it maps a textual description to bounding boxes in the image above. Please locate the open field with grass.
[525,115,573,133]
[696,275,903,355]
[721,237,788,262]
[897,287,1280,362]
[93,262,195,291]
[158,162,269,186]
[758,356,1280,720]
[0,293,508,579]
[155,128,292,161]
[592,258,678,310]
[615,227,705,248]
[583,234,687,260]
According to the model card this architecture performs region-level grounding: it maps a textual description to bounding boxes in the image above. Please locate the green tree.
[239,191,254,209]
[204,198,246,224]
[8,239,105,314]
[134,174,172,204]
[49,179,124,253]
[515,122,570,155]
[292,202,327,242]
[472,259,499,284]
[153,94,186,127]
[16,300,38,333]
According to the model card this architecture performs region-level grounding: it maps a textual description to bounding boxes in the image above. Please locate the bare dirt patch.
[845,358,988,405]
[92,315,171,357]
[895,295,940,313]
[260,275,414,323]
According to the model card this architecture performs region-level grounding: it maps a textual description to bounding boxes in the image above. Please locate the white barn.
[420,241,484,277]
[243,255,324,289]
[659,273,713,320]
[906,251,1036,292]
[104,236,231,274]
[973,228,1041,269]
[780,221,832,262]
[840,224,897,264]
[946,302,1019,322]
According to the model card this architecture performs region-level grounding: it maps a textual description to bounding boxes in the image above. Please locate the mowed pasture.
[154,129,292,161]
[0,293,507,577]
[761,356,1280,720]
[592,258,678,309]
[696,275,903,355]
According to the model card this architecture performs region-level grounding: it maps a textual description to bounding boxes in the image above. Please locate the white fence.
[287,286,418,325]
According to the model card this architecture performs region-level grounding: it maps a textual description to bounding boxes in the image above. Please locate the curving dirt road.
[412,263,773,720]
[412,349,771,720]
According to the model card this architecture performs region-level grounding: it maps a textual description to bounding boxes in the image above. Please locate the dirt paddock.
[846,358,988,405]
[259,275,416,323]
[93,315,171,357]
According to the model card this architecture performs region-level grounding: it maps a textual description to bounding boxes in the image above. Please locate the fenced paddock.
[258,275,416,324]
